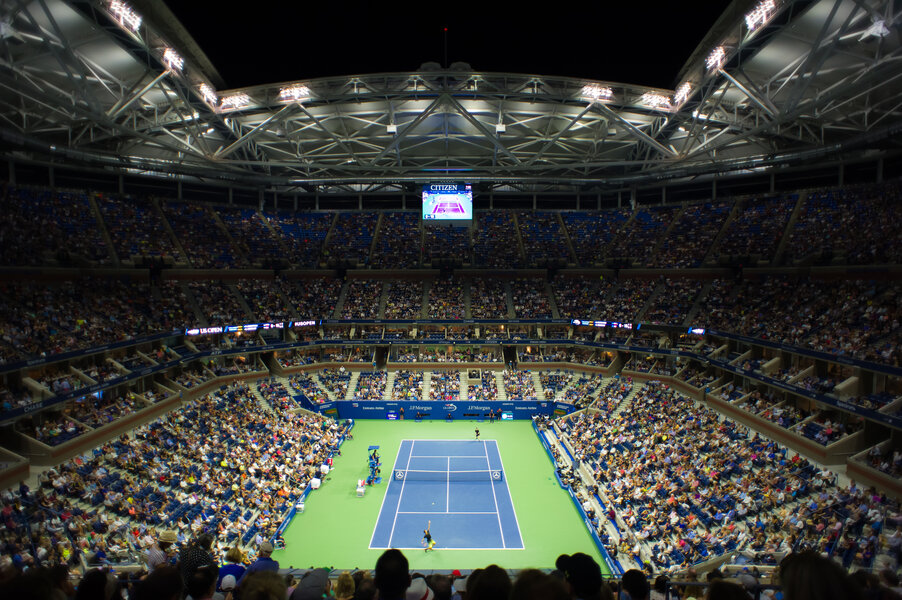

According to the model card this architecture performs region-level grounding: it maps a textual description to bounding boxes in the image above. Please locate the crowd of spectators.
[162,201,246,269]
[652,201,731,268]
[539,371,573,400]
[65,392,144,429]
[502,369,537,401]
[341,280,383,319]
[429,371,460,401]
[713,195,796,261]
[98,195,183,263]
[391,370,423,401]
[382,281,422,319]
[469,279,509,318]
[468,371,498,401]
[352,371,387,401]
[326,213,379,265]
[552,276,603,318]
[217,208,283,267]
[596,279,657,323]
[604,206,680,264]
[319,368,351,398]
[187,281,247,326]
[265,211,333,267]
[287,372,331,404]
[511,279,553,318]
[0,279,190,360]
[423,223,471,264]
[288,278,342,321]
[370,212,421,268]
[644,279,702,325]
[236,280,291,322]
[427,276,465,319]
[1,382,349,585]
[784,182,902,265]
[559,381,899,573]
[561,209,631,265]
[16,413,90,446]
[0,185,111,266]
[862,444,902,479]
[517,211,573,264]
[473,212,521,267]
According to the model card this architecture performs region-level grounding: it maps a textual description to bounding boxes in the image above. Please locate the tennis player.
[475,427,480,440]
[423,521,435,552]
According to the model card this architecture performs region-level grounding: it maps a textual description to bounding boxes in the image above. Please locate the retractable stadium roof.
[0,0,900,192]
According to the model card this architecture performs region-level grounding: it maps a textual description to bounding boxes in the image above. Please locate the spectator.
[466,564,510,600]
[240,542,278,583]
[238,571,286,600]
[179,534,217,588]
[375,549,411,600]
[556,553,604,600]
[186,565,218,600]
[290,568,331,600]
[777,551,862,600]
[334,572,356,600]
[620,569,650,600]
[132,566,183,600]
[218,547,246,591]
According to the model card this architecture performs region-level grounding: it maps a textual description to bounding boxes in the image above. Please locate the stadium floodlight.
[641,92,671,110]
[386,123,397,133]
[109,0,141,33]
[279,85,311,102]
[706,46,726,71]
[673,82,692,106]
[220,94,250,110]
[162,48,184,72]
[859,19,890,41]
[745,0,776,32]
[199,83,217,106]
[581,85,613,101]
[495,122,506,133]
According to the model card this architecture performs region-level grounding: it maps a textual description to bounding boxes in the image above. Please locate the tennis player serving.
[423,521,435,552]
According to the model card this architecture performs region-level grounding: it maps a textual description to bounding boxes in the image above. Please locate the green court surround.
[272,419,609,571]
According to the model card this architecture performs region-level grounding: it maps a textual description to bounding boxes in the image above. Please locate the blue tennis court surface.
[369,440,524,550]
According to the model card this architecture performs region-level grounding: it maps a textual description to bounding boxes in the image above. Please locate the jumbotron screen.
[422,183,473,221]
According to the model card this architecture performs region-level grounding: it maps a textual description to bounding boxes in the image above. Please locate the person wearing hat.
[238,541,279,584]
[289,568,331,600]
[217,547,246,592]
[216,574,237,600]
[147,530,177,571]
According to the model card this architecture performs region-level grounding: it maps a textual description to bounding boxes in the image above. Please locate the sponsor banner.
[320,400,568,420]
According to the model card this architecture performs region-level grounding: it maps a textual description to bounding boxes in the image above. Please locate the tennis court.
[369,439,523,550]
[273,420,606,569]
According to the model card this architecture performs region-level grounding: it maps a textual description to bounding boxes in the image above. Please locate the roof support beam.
[215,103,299,159]
[525,103,594,166]
[366,94,445,166]
[445,95,522,165]
[591,102,677,159]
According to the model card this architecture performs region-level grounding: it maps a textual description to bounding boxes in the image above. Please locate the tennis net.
[393,469,503,482]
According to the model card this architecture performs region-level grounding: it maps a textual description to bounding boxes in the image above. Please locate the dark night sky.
[167,1,730,91]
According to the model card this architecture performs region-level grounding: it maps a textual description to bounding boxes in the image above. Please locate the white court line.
[368,440,406,549]
[483,439,506,549]
[408,455,493,458]
[387,440,414,549]
[446,457,450,513]
[386,546,525,551]
[492,439,525,549]
[397,511,498,515]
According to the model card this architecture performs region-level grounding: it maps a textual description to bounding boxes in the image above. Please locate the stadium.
[0,0,901,598]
